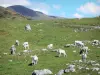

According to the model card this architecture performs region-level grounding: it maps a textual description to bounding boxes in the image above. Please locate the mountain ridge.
[7,5,60,20]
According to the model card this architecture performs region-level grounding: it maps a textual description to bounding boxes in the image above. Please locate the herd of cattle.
[7,24,100,75]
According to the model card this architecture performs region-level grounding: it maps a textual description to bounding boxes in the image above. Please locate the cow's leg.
[35,60,37,64]
[64,53,66,57]
[11,50,13,54]
[59,53,61,57]
[32,60,34,65]
[28,45,29,49]
[13,50,15,54]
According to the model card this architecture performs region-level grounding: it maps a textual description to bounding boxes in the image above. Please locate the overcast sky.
[0,0,100,18]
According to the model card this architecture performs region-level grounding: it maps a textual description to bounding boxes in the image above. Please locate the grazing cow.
[80,46,89,54]
[57,49,67,57]
[32,69,53,75]
[23,42,29,49]
[82,53,87,62]
[31,55,38,65]
[74,41,84,47]
[10,45,16,55]
[25,24,31,31]
[15,40,19,46]
[47,44,53,49]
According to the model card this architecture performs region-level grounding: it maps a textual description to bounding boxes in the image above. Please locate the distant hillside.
[0,6,26,19]
[7,5,38,17]
[7,5,59,20]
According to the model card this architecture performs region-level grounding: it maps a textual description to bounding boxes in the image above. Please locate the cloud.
[34,8,49,15]
[77,2,100,15]
[73,13,83,18]
[53,4,61,10]
[0,0,31,7]
[31,2,50,15]
[97,0,100,3]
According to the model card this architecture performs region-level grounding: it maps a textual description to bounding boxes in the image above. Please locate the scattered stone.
[3,53,8,55]
[73,50,76,53]
[9,60,12,62]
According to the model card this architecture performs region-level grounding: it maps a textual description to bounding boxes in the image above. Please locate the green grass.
[0,18,100,75]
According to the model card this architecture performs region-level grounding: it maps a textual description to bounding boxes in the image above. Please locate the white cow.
[25,24,31,31]
[23,42,29,49]
[57,49,67,57]
[15,40,19,46]
[31,55,38,65]
[47,44,53,49]
[10,45,16,54]
[75,41,84,47]
[32,69,53,75]
[82,53,87,62]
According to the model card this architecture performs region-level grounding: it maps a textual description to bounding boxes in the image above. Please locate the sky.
[0,0,100,18]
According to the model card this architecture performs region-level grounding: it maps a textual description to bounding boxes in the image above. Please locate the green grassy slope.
[0,18,100,75]
[0,6,27,20]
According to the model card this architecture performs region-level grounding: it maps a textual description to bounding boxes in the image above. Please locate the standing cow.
[23,42,29,49]
[31,55,38,65]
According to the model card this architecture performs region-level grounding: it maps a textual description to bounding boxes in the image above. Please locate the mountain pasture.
[0,18,100,75]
